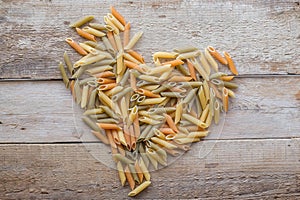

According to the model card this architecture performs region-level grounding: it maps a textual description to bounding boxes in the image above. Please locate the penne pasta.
[76,27,96,42]
[124,31,143,50]
[110,6,126,26]
[58,62,69,88]
[69,15,94,28]
[82,26,106,37]
[117,162,127,186]
[65,38,88,55]
[207,46,228,65]
[204,48,218,71]
[123,22,131,47]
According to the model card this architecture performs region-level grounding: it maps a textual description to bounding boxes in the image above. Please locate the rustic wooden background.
[1,0,300,199]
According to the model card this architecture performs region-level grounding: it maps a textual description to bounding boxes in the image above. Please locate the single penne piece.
[113,154,134,165]
[124,166,135,190]
[164,148,181,157]
[168,76,193,82]
[89,23,107,30]
[117,161,126,186]
[69,15,94,28]
[138,97,167,105]
[204,48,218,71]
[110,6,126,26]
[97,78,115,84]
[182,113,208,129]
[112,87,133,102]
[207,46,227,65]
[209,72,227,80]
[145,148,158,169]
[152,52,178,61]
[128,105,138,124]
[223,51,238,75]
[83,108,104,115]
[220,75,235,81]
[75,27,96,42]
[97,123,121,130]
[79,77,97,85]
[105,86,124,97]
[91,130,109,144]
[160,92,185,98]
[113,33,123,51]
[150,137,177,149]
[138,158,150,181]
[58,62,69,88]
[124,60,144,73]
[222,87,229,112]
[123,22,131,47]
[162,59,185,67]
[79,43,99,55]
[127,50,145,63]
[189,58,209,81]
[128,164,140,184]
[141,84,160,91]
[136,88,160,98]
[214,100,220,124]
[98,90,113,108]
[163,113,179,133]
[103,15,119,34]
[134,160,144,183]
[227,88,236,98]
[118,130,127,146]
[87,88,98,109]
[138,75,160,83]
[159,127,176,135]
[174,101,183,124]
[176,50,200,60]
[63,51,74,75]
[199,51,211,75]
[123,52,141,64]
[101,36,115,55]
[93,71,115,78]
[148,64,172,75]
[81,84,89,108]
[200,104,210,122]
[82,26,106,37]
[187,131,209,138]
[107,13,125,31]
[97,118,118,124]
[205,109,213,127]
[173,45,198,53]
[186,60,196,80]
[174,137,200,144]
[106,31,118,51]
[148,107,176,114]
[203,80,210,101]
[78,54,107,67]
[154,129,166,140]
[65,38,88,55]
[82,116,101,131]
[139,116,161,125]
[128,181,151,197]
[177,81,203,88]
[98,83,117,90]
[124,31,143,50]
[176,64,190,76]
[86,65,113,75]
[99,105,118,119]
[74,79,82,104]
[183,88,198,104]
[223,81,238,89]
[116,52,124,75]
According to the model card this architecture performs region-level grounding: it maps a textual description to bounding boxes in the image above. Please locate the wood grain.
[1,139,299,199]
[1,77,299,143]
[0,0,299,79]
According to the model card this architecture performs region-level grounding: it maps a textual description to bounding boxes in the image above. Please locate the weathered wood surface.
[1,77,299,143]
[0,0,300,79]
[1,0,300,199]
[1,139,300,199]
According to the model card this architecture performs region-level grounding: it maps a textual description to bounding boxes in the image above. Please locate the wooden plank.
[0,139,299,199]
[0,0,299,79]
[0,77,299,143]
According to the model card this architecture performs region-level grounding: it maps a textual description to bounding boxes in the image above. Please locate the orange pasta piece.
[220,75,235,81]
[110,6,126,26]
[98,83,117,90]
[123,22,130,47]
[134,161,144,183]
[97,78,116,84]
[187,60,196,80]
[123,125,131,151]
[162,59,184,67]
[112,129,121,145]
[159,128,176,135]
[222,87,229,112]
[75,28,96,42]
[163,113,179,133]
[97,123,121,130]
[136,88,160,98]
[224,51,238,75]
[207,46,228,65]
[65,38,88,56]
[93,71,115,78]
[107,31,118,51]
[124,166,135,190]
[69,80,76,100]
[105,130,117,149]
[124,60,144,73]
[127,50,145,63]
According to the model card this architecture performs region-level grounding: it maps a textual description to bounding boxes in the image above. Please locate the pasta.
[59,6,240,197]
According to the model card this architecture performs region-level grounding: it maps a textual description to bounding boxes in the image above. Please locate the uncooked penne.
[124,31,143,50]
[69,15,94,28]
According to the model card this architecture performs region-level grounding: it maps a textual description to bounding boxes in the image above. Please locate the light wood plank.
[0,0,299,79]
[0,139,299,199]
[0,77,299,143]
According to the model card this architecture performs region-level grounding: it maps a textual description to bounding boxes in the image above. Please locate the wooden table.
[1,0,300,199]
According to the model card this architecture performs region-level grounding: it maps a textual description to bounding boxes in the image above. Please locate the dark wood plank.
[0,77,299,143]
[0,0,299,79]
[1,139,299,199]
